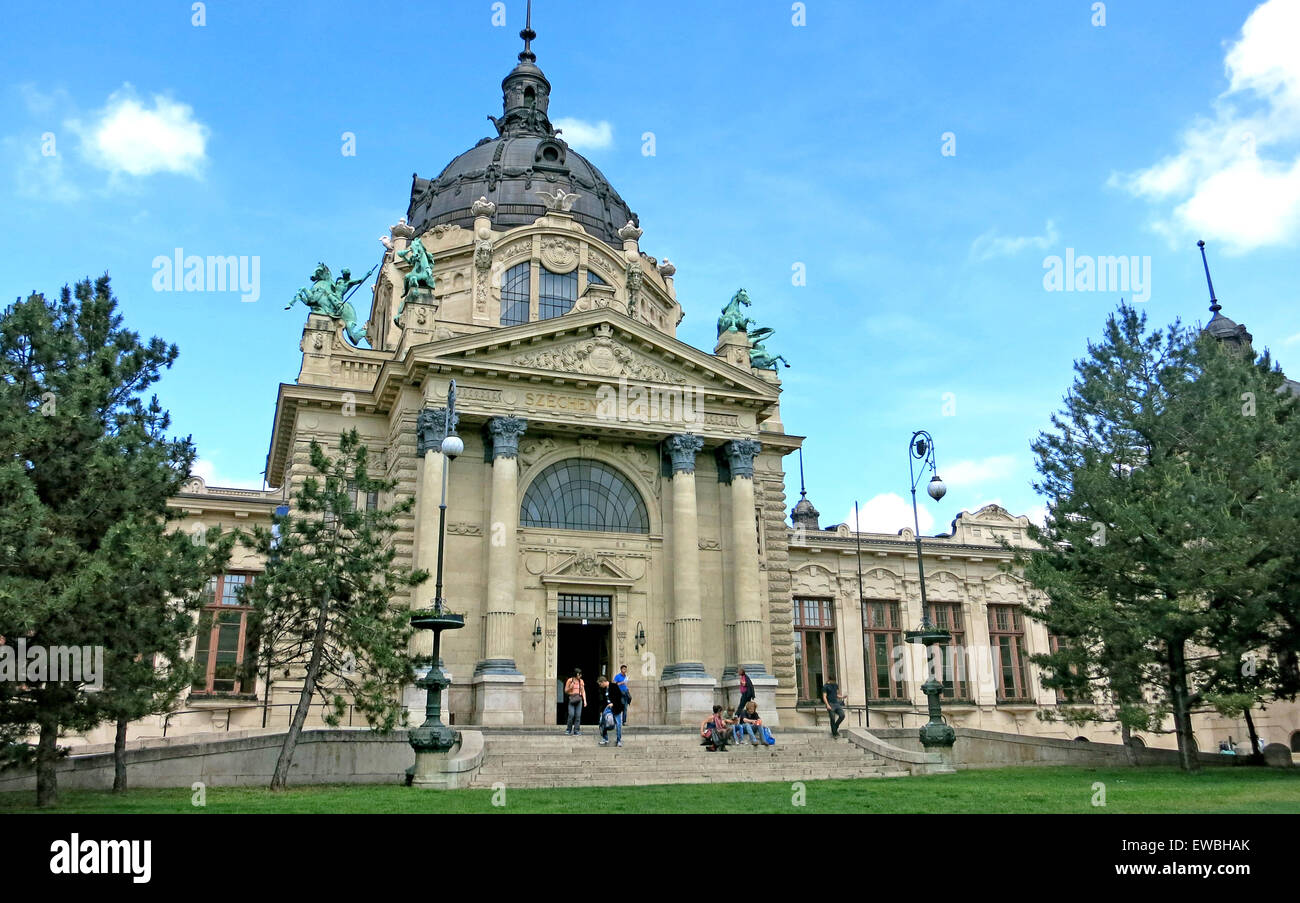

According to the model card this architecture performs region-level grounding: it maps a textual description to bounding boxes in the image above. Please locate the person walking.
[822,675,847,738]
[597,676,624,747]
[564,668,586,736]
[613,664,631,725]
[733,666,755,719]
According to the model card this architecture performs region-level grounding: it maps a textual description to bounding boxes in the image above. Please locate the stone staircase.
[467,726,911,788]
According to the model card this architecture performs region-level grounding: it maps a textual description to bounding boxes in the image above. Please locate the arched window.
[521,459,649,533]
[539,267,577,320]
[501,262,530,326]
[587,270,606,285]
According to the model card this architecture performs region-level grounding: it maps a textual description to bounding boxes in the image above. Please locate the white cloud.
[939,454,1020,488]
[969,220,1058,262]
[553,117,613,151]
[843,494,934,535]
[72,85,208,177]
[1112,0,1300,253]
[1284,332,1300,345]
[191,459,264,491]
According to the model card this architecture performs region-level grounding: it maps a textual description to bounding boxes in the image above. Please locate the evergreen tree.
[0,277,226,805]
[1023,305,1300,772]
[241,430,426,790]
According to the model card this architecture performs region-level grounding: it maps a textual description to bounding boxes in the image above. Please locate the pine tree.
[241,430,427,790]
[1023,305,1300,772]
[0,277,226,805]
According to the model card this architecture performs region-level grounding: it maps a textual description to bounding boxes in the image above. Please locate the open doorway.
[555,594,613,725]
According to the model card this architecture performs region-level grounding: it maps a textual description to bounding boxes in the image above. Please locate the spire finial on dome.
[1198,239,1221,317]
[519,0,536,64]
[798,446,807,501]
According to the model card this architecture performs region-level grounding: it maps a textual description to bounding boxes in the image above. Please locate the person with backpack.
[737,699,766,746]
[564,668,586,736]
[597,676,624,747]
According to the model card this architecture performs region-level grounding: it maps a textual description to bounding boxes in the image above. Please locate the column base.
[471,671,526,725]
[473,658,522,676]
[661,675,717,725]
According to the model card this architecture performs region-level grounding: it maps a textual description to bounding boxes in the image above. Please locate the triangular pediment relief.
[413,307,778,401]
[540,549,637,585]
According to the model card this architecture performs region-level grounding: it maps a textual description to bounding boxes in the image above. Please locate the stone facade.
[65,34,1300,758]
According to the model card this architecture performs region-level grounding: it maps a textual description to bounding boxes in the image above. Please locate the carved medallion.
[540,237,579,273]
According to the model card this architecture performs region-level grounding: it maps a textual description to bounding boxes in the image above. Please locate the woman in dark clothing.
[598,676,624,747]
[734,667,755,718]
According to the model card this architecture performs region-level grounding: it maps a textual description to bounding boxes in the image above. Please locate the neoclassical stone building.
[116,26,1297,755]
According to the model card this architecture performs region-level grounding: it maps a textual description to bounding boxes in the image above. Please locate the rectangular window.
[538,267,577,320]
[793,597,836,703]
[864,600,906,700]
[926,602,967,700]
[558,593,611,621]
[1046,633,1090,703]
[989,604,1032,702]
[501,262,531,326]
[192,572,259,696]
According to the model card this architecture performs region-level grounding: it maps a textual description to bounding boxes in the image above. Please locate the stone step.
[469,769,909,789]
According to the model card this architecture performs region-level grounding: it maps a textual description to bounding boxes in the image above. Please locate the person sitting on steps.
[699,704,734,752]
[737,699,765,746]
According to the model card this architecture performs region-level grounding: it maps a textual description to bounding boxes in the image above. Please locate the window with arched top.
[520,459,649,533]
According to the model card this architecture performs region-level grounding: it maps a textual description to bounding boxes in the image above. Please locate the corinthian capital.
[665,433,704,474]
[487,416,529,460]
[416,407,458,457]
[724,439,762,479]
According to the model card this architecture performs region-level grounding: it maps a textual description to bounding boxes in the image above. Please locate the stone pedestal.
[471,672,526,725]
[662,676,717,725]
[722,674,780,727]
[407,730,485,790]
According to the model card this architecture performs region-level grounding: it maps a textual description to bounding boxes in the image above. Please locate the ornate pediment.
[538,549,638,586]
[418,308,780,401]
[511,331,687,384]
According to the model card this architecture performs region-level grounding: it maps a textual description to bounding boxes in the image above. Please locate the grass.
[3,766,1299,814]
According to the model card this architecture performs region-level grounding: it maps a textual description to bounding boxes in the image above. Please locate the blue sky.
[3,0,1298,534]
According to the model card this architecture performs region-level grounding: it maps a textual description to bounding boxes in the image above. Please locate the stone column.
[661,433,714,723]
[721,439,779,724]
[472,415,528,724]
[405,407,456,721]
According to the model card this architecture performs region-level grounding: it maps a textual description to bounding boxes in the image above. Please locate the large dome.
[406,24,638,247]
[406,133,637,247]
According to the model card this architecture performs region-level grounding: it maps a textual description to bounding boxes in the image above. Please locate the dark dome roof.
[406,26,637,247]
[407,134,637,247]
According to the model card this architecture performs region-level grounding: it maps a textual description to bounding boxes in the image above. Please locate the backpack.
[602,708,616,730]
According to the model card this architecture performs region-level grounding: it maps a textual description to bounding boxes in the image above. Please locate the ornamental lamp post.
[409,380,466,758]
[902,430,957,750]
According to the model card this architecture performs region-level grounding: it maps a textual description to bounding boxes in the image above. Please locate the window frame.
[863,599,907,701]
[191,571,259,697]
[793,597,837,704]
[989,604,1033,703]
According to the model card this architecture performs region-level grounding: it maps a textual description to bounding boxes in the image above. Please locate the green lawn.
[4,766,1299,814]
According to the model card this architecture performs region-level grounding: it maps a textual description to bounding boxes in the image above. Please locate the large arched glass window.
[539,267,577,320]
[520,459,649,533]
[501,262,530,326]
